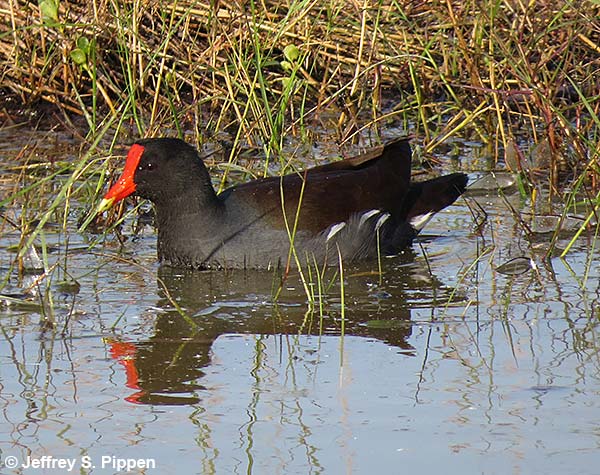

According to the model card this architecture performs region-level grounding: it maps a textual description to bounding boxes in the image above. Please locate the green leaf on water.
[366,319,406,329]
[0,294,44,312]
[495,257,534,276]
[56,279,81,295]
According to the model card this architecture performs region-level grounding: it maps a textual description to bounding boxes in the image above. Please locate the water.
[1,128,599,474]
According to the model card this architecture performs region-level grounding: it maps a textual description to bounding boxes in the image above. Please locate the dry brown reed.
[1,0,599,183]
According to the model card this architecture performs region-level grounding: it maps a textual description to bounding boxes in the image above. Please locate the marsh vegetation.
[0,3,599,472]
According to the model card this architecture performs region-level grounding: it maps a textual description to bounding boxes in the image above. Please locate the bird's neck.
[152,188,225,268]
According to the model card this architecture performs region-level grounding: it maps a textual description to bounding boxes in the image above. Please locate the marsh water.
[1,126,599,474]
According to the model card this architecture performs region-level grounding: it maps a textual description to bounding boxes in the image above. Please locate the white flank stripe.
[326,222,347,241]
[359,209,381,227]
[374,212,391,231]
[410,211,434,230]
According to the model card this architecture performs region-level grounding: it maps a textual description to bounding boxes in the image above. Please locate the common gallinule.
[97,138,468,269]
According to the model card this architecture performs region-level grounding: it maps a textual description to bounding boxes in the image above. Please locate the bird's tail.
[405,173,468,231]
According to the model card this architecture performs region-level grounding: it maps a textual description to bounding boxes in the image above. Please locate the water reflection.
[2,129,599,473]
[108,255,462,405]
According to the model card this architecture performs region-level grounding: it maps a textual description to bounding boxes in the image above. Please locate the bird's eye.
[138,161,155,172]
